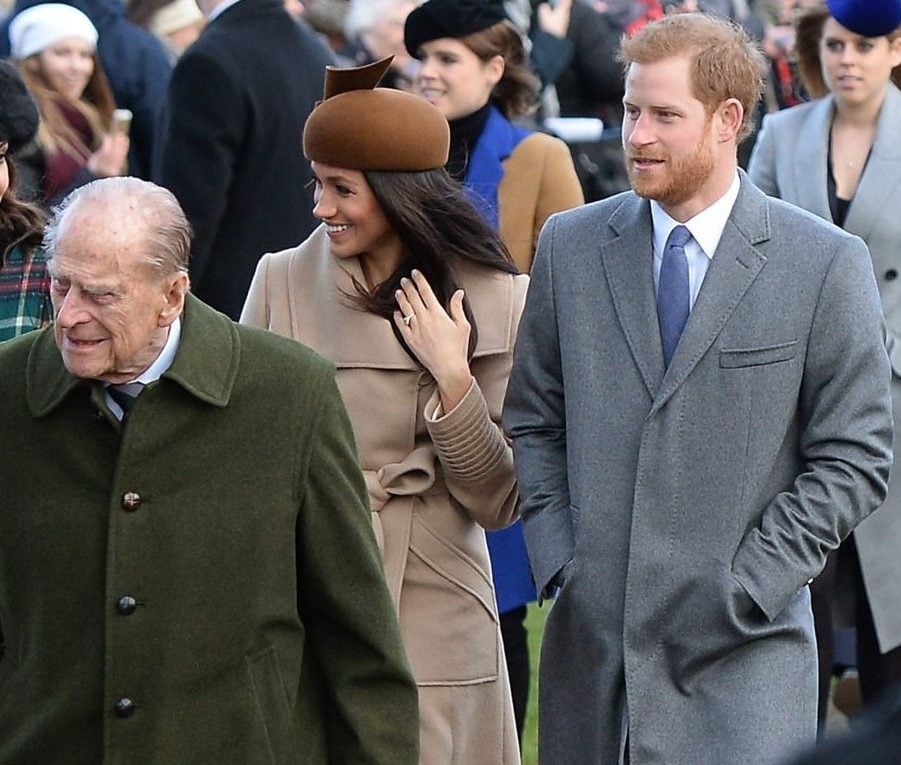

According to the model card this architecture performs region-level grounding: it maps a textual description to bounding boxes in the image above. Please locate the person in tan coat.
[403,1,585,733]
[241,57,527,765]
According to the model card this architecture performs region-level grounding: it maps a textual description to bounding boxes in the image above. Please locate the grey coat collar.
[602,171,769,409]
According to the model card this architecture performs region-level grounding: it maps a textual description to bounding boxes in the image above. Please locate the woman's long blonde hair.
[18,51,116,161]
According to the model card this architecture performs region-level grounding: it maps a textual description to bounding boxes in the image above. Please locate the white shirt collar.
[132,316,182,385]
[207,0,243,23]
[650,172,741,260]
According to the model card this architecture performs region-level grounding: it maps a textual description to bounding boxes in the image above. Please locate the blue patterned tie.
[657,225,692,368]
[107,382,145,422]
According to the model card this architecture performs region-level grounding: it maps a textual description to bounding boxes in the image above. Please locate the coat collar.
[465,105,530,229]
[602,171,768,407]
[791,96,833,220]
[26,294,239,417]
[281,225,520,369]
[844,84,901,240]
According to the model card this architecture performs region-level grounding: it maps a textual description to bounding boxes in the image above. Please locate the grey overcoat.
[503,174,893,765]
[749,84,901,653]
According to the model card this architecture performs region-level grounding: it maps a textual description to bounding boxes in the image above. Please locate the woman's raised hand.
[394,269,474,412]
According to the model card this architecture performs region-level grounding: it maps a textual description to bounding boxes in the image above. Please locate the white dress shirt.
[105,317,182,418]
[651,172,741,310]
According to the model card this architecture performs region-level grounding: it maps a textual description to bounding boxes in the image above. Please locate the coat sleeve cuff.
[424,379,508,484]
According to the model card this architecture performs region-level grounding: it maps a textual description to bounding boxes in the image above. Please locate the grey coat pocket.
[719,341,797,369]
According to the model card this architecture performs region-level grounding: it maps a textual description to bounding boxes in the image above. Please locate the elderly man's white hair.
[44,177,193,277]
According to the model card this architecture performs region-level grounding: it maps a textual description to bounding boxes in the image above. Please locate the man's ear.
[715,98,744,144]
[159,272,190,327]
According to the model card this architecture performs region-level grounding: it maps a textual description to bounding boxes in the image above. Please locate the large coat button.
[121,492,142,511]
[885,269,898,281]
[116,595,137,615]
[113,698,135,718]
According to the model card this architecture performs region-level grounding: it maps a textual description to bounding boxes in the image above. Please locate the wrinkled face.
[415,37,503,121]
[49,207,187,384]
[819,18,901,109]
[311,161,403,271]
[362,1,416,61]
[622,56,720,219]
[0,142,9,203]
[34,36,94,100]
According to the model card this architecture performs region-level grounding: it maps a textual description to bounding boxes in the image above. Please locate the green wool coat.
[0,295,419,764]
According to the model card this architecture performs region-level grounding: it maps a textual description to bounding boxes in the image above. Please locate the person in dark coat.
[1,0,172,180]
[156,0,334,320]
[0,176,419,764]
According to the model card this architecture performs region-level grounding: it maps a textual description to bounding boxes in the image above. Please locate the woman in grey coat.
[748,0,901,727]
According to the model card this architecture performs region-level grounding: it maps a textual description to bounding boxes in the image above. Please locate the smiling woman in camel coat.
[242,224,529,764]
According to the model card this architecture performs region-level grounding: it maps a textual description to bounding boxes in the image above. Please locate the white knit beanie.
[9,4,99,60]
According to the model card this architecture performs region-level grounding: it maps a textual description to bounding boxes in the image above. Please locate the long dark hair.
[350,167,517,359]
[1,158,46,263]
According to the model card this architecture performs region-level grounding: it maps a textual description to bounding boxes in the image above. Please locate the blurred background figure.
[127,0,205,61]
[788,685,901,765]
[342,0,417,89]
[0,59,50,340]
[749,0,901,733]
[9,3,129,208]
[404,0,583,745]
[156,0,334,320]
[1,0,171,180]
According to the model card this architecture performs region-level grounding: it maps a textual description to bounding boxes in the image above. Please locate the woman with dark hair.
[241,57,525,763]
[9,3,129,208]
[404,1,583,738]
[0,60,51,341]
[749,0,901,730]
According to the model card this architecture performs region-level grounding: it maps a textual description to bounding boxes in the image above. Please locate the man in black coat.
[157,0,333,319]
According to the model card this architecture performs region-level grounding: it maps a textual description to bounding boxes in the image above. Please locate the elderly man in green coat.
[0,177,419,764]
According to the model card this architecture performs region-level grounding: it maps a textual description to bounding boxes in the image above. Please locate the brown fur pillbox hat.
[302,57,450,171]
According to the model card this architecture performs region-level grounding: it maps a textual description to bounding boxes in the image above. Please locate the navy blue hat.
[404,0,508,58]
[0,60,39,152]
[827,0,901,37]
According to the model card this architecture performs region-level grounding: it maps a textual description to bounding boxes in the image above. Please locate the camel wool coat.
[241,225,529,765]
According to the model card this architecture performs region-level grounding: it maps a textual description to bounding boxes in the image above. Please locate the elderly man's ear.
[159,272,190,327]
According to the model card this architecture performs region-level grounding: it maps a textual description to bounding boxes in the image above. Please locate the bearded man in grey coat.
[503,13,893,765]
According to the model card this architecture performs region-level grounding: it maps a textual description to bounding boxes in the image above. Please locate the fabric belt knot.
[107,382,145,421]
[657,224,692,368]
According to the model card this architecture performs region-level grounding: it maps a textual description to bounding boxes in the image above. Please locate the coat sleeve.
[731,236,893,620]
[502,216,574,598]
[157,49,244,292]
[533,137,585,256]
[296,367,419,764]
[422,276,529,532]
[747,113,779,196]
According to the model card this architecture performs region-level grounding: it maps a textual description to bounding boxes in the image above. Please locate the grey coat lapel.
[650,176,769,415]
[793,97,833,221]
[844,85,901,241]
[602,197,666,398]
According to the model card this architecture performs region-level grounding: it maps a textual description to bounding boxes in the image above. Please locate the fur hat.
[827,0,901,37]
[9,3,99,60]
[0,60,40,152]
[303,56,450,171]
[404,0,507,58]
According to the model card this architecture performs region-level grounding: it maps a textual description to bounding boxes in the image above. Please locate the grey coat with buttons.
[749,84,901,653]
[503,174,893,764]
